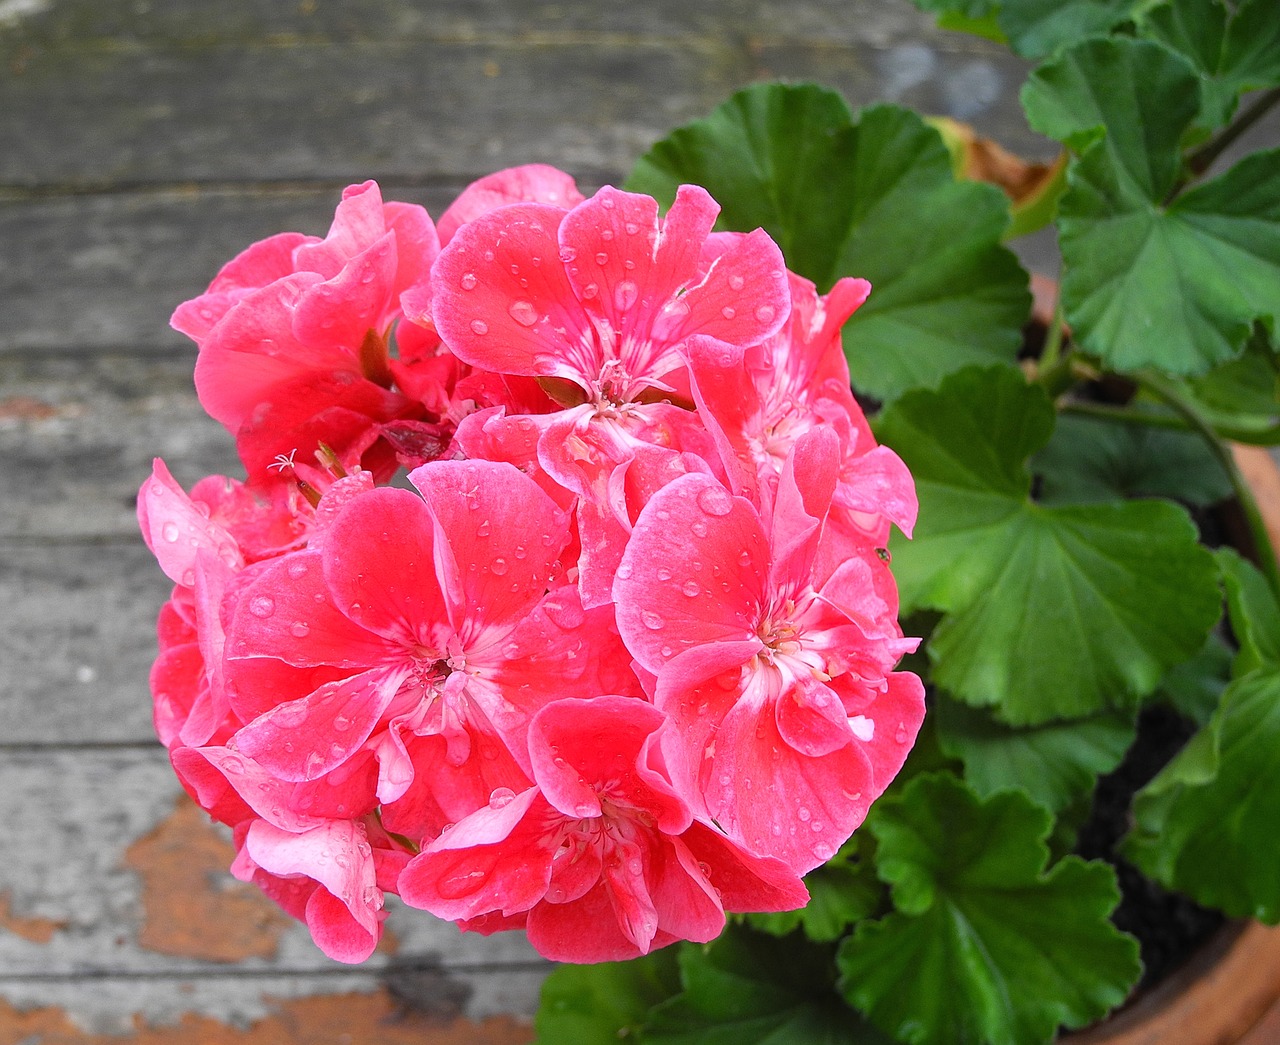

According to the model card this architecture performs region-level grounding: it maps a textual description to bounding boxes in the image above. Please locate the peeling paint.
[0,893,66,945]
[0,992,533,1045]
[125,797,295,964]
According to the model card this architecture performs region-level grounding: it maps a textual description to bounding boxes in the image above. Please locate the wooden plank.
[2,0,951,50]
[0,749,548,1034]
[0,186,466,354]
[0,37,745,188]
[0,349,236,539]
[0,540,169,744]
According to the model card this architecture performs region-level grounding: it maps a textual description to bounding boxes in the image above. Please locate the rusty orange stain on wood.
[126,795,401,962]
[0,395,61,422]
[0,993,534,1045]
[125,795,296,963]
[0,892,67,944]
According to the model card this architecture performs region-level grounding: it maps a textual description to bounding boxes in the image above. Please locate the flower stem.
[1136,369,1280,596]
[1187,87,1280,179]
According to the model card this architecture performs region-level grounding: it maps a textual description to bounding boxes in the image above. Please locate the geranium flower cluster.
[139,166,925,965]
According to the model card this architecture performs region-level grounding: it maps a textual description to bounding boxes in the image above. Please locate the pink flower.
[223,459,625,833]
[428,184,790,603]
[174,182,443,481]
[612,436,924,873]
[398,696,806,962]
[687,273,917,551]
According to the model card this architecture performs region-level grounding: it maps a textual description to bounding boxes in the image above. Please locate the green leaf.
[626,84,1029,401]
[534,948,681,1045]
[747,837,884,943]
[1033,410,1234,506]
[935,696,1135,813]
[1159,631,1234,726]
[879,365,1221,724]
[838,774,1140,1045]
[1024,37,1280,376]
[1140,0,1280,129]
[1183,326,1280,444]
[1122,667,1280,922]
[998,0,1142,58]
[1218,547,1280,673]
[908,0,1007,44]
[644,926,891,1044]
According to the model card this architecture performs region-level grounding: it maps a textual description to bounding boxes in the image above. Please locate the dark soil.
[1073,703,1226,989]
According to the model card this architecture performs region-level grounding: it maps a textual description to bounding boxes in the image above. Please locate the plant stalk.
[1136,370,1280,597]
[1187,87,1280,179]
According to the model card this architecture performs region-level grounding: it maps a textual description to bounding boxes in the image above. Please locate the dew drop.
[681,580,700,598]
[616,562,633,580]
[625,222,640,235]
[181,569,196,587]
[249,595,275,618]
[470,319,489,335]
[594,252,609,266]
[614,280,638,311]
[460,272,478,290]
[508,300,538,327]
[559,246,577,263]
[728,274,745,291]
[660,644,674,658]
[811,820,824,833]
[489,786,517,809]
[691,520,709,538]
[601,229,614,241]
[161,521,180,543]
[656,566,672,581]
[286,559,309,579]
[477,519,491,537]
[755,304,776,324]
[696,485,733,517]
[601,196,615,209]
[483,250,495,262]
[290,621,310,638]
[641,610,665,631]
[797,806,812,822]
[491,557,508,575]
[895,722,909,744]
[333,714,352,732]
[721,306,736,320]
[582,282,599,299]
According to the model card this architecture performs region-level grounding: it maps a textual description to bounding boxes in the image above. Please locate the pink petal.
[234,665,408,782]
[437,164,584,245]
[138,459,243,586]
[649,836,726,944]
[775,675,856,757]
[293,181,388,279]
[526,880,675,962]
[431,203,585,379]
[614,472,768,675]
[673,226,789,348]
[292,231,399,349]
[322,488,448,646]
[680,819,809,913]
[408,459,570,638]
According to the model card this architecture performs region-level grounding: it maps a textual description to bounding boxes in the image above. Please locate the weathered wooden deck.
[0,1,1048,1040]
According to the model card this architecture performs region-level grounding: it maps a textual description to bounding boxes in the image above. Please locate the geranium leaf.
[747,837,884,943]
[1158,631,1234,727]
[998,0,1142,58]
[534,947,681,1045]
[1139,0,1280,129]
[1217,548,1280,674]
[935,696,1135,814]
[838,774,1140,1045]
[879,366,1221,724]
[1024,37,1280,376]
[1183,327,1280,444]
[1122,667,1280,923]
[1032,411,1234,506]
[644,926,892,1044]
[626,84,1029,401]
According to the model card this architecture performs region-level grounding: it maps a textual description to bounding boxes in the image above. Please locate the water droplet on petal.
[161,521,180,543]
[656,566,672,581]
[249,595,275,618]
[641,610,665,631]
[721,306,736,320]
[601,229,614,241]
[594,252,608,266]
[691,520,708,538]
[696,485,733,517]
[508,300,538,327]
[286,559,309,579]
[681,580,700,597]
[460,272,478,290]
[582,282,599,299]
[491,557,508,575]
[470,319,489,335]
[489,786,517,809]
[755,304,776,324]
[614,280,638,311]
[797,806,811,822]
[625,222,639,235]
[290,621,310,638]
[559,246,577,263]
[616,562,633,579]
[477,519,491,537]
[728,274,745,291]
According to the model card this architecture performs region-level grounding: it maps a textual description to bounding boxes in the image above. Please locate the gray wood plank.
[0,748,544,974]
[0,539,175,743]
[0,186,467,354]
